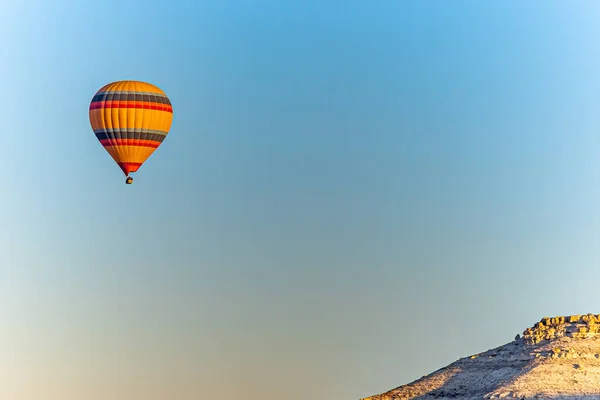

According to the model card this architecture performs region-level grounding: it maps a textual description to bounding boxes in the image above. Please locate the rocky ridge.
[362,314,600,400]
[522,314,600,344]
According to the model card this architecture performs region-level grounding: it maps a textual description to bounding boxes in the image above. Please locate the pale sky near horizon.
[2,1,600,399]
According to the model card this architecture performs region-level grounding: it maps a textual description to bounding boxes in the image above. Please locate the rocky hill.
[363,314,600,400]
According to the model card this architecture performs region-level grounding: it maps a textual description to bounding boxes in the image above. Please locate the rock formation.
[362,314,600,400]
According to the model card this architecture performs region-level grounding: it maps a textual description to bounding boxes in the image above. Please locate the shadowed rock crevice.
[363,314,600,400]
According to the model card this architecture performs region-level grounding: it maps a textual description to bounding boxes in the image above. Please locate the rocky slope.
[363,314,600,400]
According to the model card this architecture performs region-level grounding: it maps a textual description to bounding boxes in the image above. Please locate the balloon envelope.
[89,80,173,177]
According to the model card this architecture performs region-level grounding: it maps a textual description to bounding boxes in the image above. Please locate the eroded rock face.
[362,314,600,400]
[522,314,600,344]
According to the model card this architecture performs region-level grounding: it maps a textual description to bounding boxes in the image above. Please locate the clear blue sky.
[2,1,600,399]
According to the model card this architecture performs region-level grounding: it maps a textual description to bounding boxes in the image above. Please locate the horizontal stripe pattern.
[93,128,168,135]
[89,100,173,113]
[94,129,167,143]
[91,91,171,104]
[100,139,161,148]
[94,127,167,136]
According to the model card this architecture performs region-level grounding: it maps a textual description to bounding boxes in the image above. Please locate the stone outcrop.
[522,314,600,344]
[362,314,600,400]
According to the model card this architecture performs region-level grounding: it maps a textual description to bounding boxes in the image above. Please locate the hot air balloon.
[89,80,173,184]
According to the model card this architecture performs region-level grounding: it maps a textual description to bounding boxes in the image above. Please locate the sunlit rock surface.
[363,314,600,400]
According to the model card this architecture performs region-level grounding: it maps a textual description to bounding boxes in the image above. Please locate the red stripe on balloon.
[90,101,173,113]
[118,162,143,175]
[100,139,161,148]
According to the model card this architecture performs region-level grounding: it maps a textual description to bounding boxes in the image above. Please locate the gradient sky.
[2,1,600,399]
